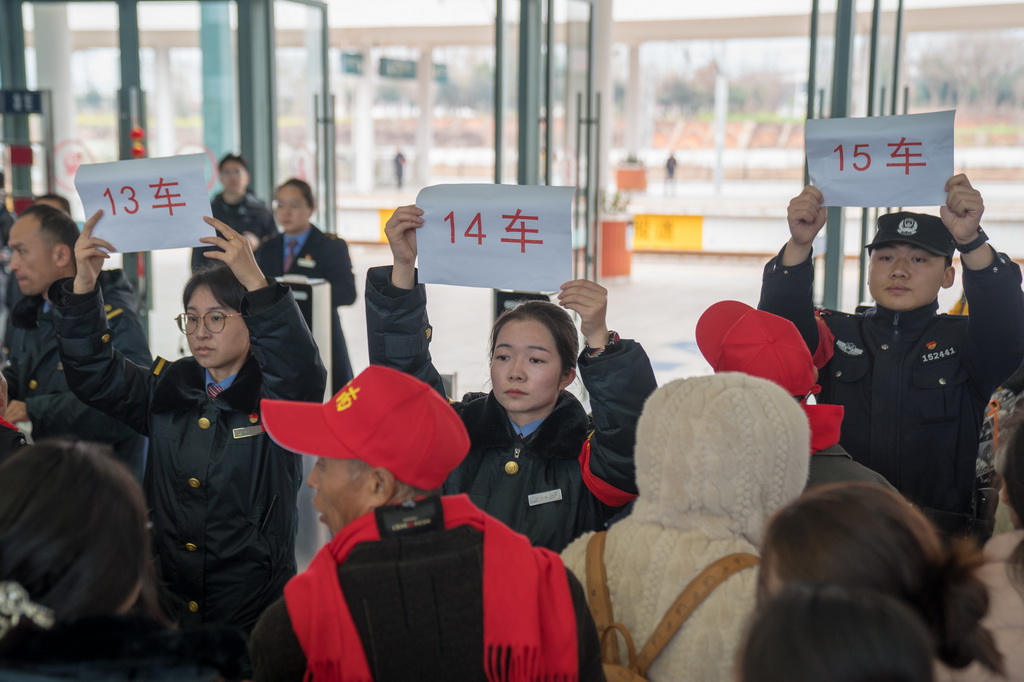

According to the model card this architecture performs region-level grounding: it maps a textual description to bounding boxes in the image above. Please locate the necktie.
[284,240,298,272]
[208,383,223,400]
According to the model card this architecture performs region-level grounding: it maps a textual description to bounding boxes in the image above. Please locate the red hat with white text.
[261,365,469,490]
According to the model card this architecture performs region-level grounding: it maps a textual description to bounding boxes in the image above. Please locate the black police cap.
[865,211,954,258]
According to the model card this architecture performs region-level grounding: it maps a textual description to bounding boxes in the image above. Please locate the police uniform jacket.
[257,225,356,392]
[191,192,277,272]
[759,247,1024,519]
[3,270,150,468]
[365,265,658,552]
[48,278,327,633]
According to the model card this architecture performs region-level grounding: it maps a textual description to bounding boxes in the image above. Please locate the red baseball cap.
[696,301,818,398]
[261,365,470,490]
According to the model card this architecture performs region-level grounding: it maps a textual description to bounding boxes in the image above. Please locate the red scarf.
[802,403,845,454]
[284,494,579,682]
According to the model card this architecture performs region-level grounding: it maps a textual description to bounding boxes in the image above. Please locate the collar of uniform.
[863,299,939,337]
[11,294,45,329]
[151,354,262,415]
[460,390,588,459]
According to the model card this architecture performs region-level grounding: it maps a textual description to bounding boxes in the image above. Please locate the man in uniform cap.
[249,364,602,682]
[696,299,894,491]
[759,174,1024,538]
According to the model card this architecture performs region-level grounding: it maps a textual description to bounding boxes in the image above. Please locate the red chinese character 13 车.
[150,178,187,215]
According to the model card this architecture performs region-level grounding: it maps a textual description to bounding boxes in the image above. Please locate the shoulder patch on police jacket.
[151,357,168,376]
[105,307,124,321]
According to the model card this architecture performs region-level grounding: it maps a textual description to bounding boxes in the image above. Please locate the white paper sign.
[74,154,214,253]
[806,110,954,208]
[416,184,575,291]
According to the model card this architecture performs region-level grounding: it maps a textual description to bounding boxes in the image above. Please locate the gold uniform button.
[249,415,259,424]
[185,543,198,552]
[504,461,519,475]
[198,417,211,429]
[28,379,38,390]
[187,600,199,613]
[101,333,111,343]
[188,477,201,488]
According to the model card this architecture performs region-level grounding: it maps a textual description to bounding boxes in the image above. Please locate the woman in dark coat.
[257,178,356,392]
[366,204,657,552]
[49,211,326,633]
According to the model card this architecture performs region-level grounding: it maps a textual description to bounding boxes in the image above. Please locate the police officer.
[759,174,1024,537]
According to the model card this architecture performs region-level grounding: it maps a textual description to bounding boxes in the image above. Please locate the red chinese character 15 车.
[500,209,543,253]
[150,178,187,215]
[886,137,926,175]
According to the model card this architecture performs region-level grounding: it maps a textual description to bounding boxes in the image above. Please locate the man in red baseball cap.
[249,364,602,682]
[697,300,894,491]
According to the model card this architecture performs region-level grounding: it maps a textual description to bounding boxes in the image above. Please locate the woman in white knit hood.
[561,372,810,681]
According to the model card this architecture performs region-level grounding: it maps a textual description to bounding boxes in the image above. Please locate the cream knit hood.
[628,372,810,545]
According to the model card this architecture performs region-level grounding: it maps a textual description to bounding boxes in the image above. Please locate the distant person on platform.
[394,149,406,190]
[3,204,151,479]
[34,193,72,216]
[191,153,277,273]
[665,152,678,196]
[257,178,357,392]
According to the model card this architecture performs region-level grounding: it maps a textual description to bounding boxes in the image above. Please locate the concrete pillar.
[416,46,434,189]
[625,44,641,159]
[591,0,614,191]
[200,3,236,170]
[154,46,175,159]
[32,4,74,194]
[353,49,376,193]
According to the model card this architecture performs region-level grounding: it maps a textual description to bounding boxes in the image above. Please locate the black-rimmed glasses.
[175,311,242,335]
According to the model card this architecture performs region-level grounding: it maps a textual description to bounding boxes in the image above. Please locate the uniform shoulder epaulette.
[105,303,124,321]
[150,357,169,376]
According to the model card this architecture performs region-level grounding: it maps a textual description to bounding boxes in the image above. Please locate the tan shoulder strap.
[635,553,759,676]
[584,531,621,664]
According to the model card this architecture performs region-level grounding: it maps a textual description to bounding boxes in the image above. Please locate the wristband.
[585,330,620,358]
[954,228,989,255]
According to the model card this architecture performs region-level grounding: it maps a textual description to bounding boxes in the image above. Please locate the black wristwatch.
[955,228,989,254]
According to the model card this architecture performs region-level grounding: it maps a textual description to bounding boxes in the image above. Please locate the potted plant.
[615,154,647,192]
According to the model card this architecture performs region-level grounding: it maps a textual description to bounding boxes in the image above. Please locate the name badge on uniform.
[528,489,563,506]
[297,257,316,269]
[233,425,264,439]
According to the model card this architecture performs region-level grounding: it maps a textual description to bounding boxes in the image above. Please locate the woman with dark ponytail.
[758,483,1004,678]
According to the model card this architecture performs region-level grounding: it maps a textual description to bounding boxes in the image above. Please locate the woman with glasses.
[46,210,326,635]
[257,178,356,392]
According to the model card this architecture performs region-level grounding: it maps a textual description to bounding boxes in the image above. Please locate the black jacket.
[50,279,327,633]
[257,225,357,392]
[0,615,248,681]
[249,523,604,682]
[365,266,657,552]
[3,270,150,471]
[759,247,1024,517]
[191,192,277,272]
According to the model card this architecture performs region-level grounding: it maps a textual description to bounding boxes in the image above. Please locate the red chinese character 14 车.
[150,178,187,215]
[500,209,542,253]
